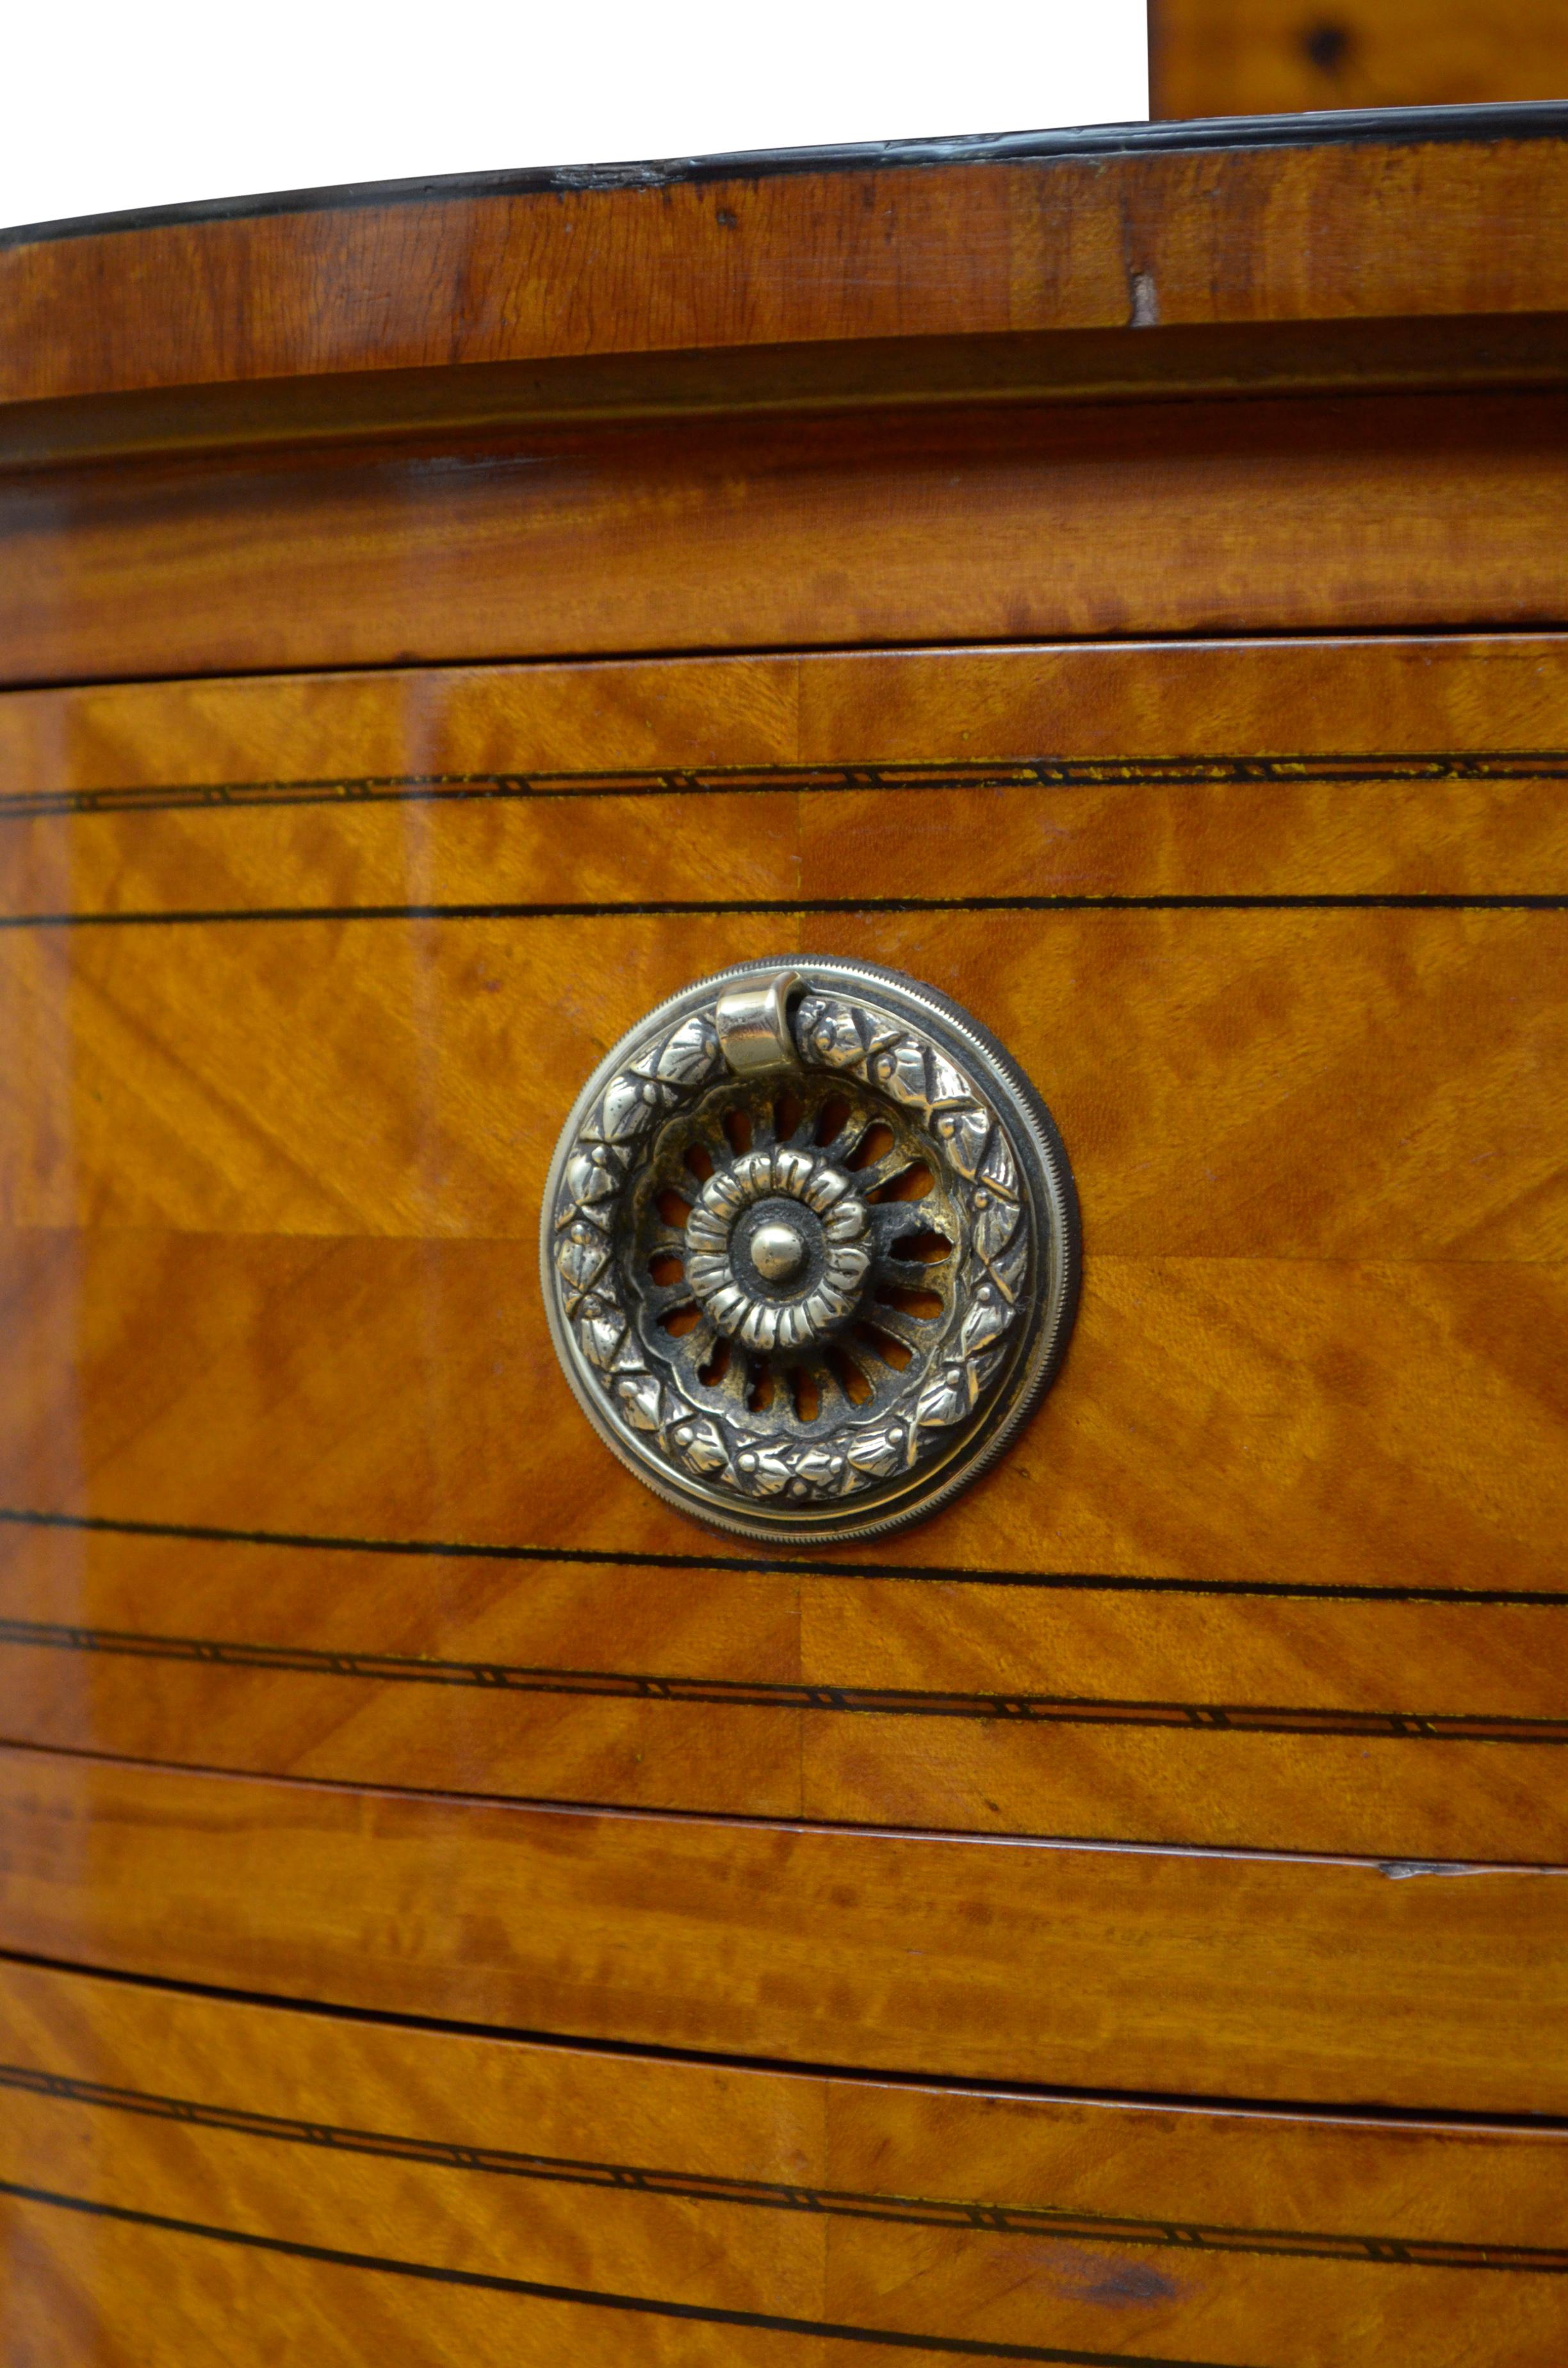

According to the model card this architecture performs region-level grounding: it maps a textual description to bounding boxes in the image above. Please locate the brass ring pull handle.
[541,958,1080,1543]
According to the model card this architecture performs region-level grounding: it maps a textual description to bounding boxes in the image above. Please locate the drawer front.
[0,637,1565,1862]
[1,632,1565,2360]
[3,1957,1567,2368]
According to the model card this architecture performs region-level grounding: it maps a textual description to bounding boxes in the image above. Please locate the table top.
[4,101,1568,418]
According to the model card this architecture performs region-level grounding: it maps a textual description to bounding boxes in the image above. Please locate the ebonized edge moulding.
[15,95,1568,245]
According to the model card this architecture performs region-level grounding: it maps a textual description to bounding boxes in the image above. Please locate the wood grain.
[2,907,1563,1260]
[12,313,1568,484]
[1,1520,1566,1857]
[0,702,1563,1597]
[1,1745,1564,2110]
[5,121,1568,2352]
[0,896,1564,1605]
[9,630,1568,903]
[8,635,1568,798]
[6,752,1568,917]
[1,1956,1565,2367]
[0,1231,1564,1593]
[1154,0,1568,119]
[7,127,1568,411]
[0,2212,781,2368]
[7,391,1568,684]
[1,642,1563,1870]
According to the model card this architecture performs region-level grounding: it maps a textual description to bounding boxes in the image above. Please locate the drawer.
[2,1742,1565,2112]
[3,1956,1566,2367]
[0,635,1564,1870]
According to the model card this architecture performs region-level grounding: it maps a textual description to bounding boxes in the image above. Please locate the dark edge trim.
[8,103,1568,252]
[5,1506,1564,1606]
[0,2179,1231,2365]
[6,2064,1563,2274]
[4,894,1568,931]
[4,1615,1566,1747]
[8,1945,1567,2130]
[11,622,1568,702]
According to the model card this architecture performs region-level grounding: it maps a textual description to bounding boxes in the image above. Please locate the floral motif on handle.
[550,990,1028,1507]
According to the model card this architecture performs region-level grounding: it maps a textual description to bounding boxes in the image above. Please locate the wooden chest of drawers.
[2,106,1566,2365]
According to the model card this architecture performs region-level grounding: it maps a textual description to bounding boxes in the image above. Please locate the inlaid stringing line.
[4,748,1568,822]
[5,2063,1563,2272]
[3,1616,1565,1747]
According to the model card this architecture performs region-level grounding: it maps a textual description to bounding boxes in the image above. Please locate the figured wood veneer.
[4,635,1567,785]
[0,1233,1563,1583]
[0,638,1564,1870]
[1152,0,1568,121]
[3,125,1568,2364]
[3,1745,1567,2112]
[7,391,1568,684]
[3,911,1562,1258]
[3,1524,1566,1857]
[5,126,1568,411]
[2,1957,1566,2367]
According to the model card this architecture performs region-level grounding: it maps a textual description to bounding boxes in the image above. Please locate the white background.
[3,0,1148,234]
